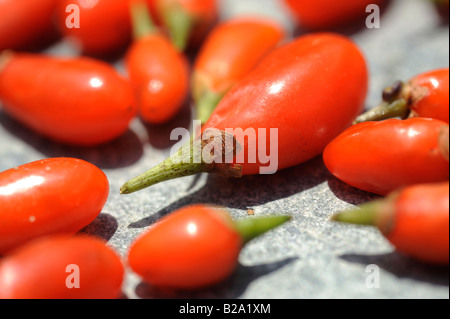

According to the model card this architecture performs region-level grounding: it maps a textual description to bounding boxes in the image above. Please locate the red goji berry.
[128,204,290,289]
[355,68,449,124]
[333,182,449,265]
[0,158,109,254]
[0,235,124,299]
[0,53,137,146]
[323,118,449,195]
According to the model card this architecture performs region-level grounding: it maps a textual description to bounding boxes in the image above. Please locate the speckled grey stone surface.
[0,0,448,299]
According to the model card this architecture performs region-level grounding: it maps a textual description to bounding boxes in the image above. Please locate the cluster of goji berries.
[0,0,448,299]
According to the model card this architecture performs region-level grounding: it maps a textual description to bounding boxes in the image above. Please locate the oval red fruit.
[192,16,285,123]
[0,158,109,254]
[409,68,449,123]
[354,68,449,124]
[120,33,368,193]
[0,53,137,146]
[56,0,132,56]
[128,205,241,289]
[388,182,449,265]
[0,235,124,299]
[333,182,449,265]
[284,0,385,30]
[205,33,368,175]
[323,118,449,195]
[128,204,291,289]
[126,34,189,124]
[0,0,58,51]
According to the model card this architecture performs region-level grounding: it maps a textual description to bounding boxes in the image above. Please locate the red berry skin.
[125,34,189,124]
[0,0,58,51]
[56,0,133,56]
[0,53,137,146]
[128,205,242,289]
[0,158,110,254]
[323,118,449,195]
[409,68,449,123]
[0,236,124,299]
[204,33,368,175]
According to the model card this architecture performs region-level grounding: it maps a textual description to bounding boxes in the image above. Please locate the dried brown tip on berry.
[382,81,404,103]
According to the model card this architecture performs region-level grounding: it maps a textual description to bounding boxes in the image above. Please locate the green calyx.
[331,196,397,236]
[331,200,385,227]
[120,146,207,195]
[120,129,243,195]
[161,4,195,51]
[195,89,225,125]
[234,215,292,245]
[130,0,158,39]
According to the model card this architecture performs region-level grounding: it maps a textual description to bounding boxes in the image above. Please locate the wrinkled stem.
[120,129,243,194]
[120,146,206,194]
[353,99,409,125]
[353,80,414,125]
[234,215,292,245]
[130,0,158,39]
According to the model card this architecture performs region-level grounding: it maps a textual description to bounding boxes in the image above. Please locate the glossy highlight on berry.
[0,157,110,254]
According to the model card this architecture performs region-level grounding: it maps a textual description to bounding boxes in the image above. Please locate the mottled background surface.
[0,0,448,299]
